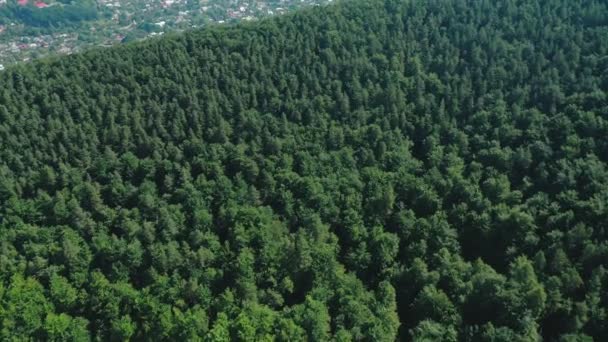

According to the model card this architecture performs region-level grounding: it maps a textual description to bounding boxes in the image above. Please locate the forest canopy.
[0,0,607,340]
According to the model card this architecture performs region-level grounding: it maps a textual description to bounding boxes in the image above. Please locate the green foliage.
[2,1,98,28]
[0,0,607,340]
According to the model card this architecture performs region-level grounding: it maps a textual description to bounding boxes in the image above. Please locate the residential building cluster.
[0,0,332,68]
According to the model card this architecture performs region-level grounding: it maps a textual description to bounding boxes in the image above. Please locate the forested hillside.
[0,0,607,340]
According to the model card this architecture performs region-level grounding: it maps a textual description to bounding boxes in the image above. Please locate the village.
[0,0,332,69]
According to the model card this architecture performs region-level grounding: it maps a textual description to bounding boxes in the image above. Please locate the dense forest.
[0,0,607,340]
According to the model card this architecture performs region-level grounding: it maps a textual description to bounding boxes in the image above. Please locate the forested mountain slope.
[1,0,607,340]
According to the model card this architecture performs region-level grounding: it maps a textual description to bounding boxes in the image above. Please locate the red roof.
[35,1,49,8]
[18,0,28,6]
